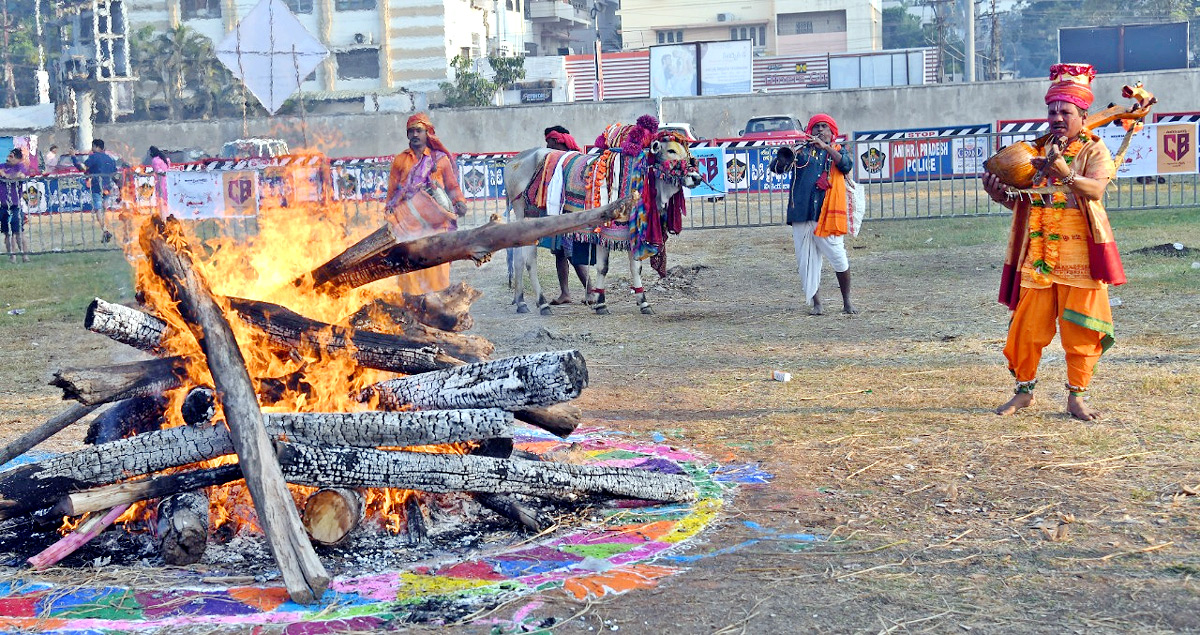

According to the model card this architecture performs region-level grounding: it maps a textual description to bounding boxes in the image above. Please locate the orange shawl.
[814,144,849,238]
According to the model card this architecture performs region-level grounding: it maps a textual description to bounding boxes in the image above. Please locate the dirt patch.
[1129,242,1197,257]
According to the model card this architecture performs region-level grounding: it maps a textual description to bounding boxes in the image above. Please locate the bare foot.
[549,295,571,306]
[21,255,29,263]
[1067,394,1100,421]
[809,298,824,315]
[843,301,858,314]
[996,391,1034,415]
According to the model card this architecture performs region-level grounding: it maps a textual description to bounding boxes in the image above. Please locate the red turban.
[406,112,453,159]
[806,114,839,139]
[1045,63,1095,110]
[545,130,581,152]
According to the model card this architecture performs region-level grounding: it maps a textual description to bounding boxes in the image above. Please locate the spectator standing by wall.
[71,139,119,243]
[147,146,171,214]
[1,148,31,263]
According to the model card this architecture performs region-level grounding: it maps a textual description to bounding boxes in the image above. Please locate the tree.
[438,54,526,108]
[883,4,930,50]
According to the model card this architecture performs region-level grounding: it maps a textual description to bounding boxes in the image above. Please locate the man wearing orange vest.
[982,63,1125,421]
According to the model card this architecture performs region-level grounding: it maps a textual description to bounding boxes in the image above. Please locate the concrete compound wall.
[34,68,1200,161]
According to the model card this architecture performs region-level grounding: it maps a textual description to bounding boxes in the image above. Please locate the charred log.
[141,215,329,604]
[85,395,167,445]
[181,387,216,426]
[400,282,481,333]
[302,488,364,547]
[364,350,587,413]
[474,493,554,533]
[85,298,169,354]
[51,357,187,406]
[228,297,461,374]
[348,296,494,363]
[276,443,695,503]
[512,404,582,439]
[305,194,638,291]
[57,464,244,517]
[404,496,427,545]
[155,491,209,565]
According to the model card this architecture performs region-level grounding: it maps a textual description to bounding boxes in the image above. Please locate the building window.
[181,0,221,20]
[739,27,747,40]
[284,0,313,13]
[676,30,683,42]
[758,26,766,45]
[336,48,380,79]
[658,32,666,44]
[795,21,813,34]
[335,0,376,11]
[729,28,737,40]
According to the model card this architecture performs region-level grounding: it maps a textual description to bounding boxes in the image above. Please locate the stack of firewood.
[0,193,693,605]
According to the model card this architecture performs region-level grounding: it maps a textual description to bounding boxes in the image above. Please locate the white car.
[659,122,700,143]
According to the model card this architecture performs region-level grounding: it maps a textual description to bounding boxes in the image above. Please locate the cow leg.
[591,244,611,315]
[629,251,652,314]
[512,245,530,313]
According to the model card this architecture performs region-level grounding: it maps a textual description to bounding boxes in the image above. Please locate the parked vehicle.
[160,148,210,164]
[738,115,808,143]
[219,138,289,159]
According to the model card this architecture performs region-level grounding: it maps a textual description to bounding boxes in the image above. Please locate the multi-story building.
[618,0,882,57]
[124,0,529,100]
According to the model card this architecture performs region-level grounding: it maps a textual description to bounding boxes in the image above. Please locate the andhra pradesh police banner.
[684,146,725,198]
[853,125,992,183]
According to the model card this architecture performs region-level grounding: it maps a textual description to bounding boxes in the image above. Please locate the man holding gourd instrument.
[982,63,1152,421]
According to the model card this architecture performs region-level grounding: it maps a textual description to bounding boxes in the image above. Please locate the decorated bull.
[504,115,701,315]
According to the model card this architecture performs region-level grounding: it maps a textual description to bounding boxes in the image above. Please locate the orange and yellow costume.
[998,64,1125,397]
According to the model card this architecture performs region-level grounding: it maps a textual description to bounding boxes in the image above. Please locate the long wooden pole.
[141,215,329,604]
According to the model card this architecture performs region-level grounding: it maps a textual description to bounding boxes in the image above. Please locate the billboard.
[1059,22,1189,73]
[853,125,993,182]
[699,40,753,95]
[650,44,698,98]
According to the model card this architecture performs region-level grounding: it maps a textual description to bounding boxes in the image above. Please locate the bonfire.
[0,165,688,605]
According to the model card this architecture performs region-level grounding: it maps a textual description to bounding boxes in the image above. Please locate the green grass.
[0,250,135,329]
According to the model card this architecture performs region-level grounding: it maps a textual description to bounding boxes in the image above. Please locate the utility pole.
[989,0,1000,80]
[965,0,975,82]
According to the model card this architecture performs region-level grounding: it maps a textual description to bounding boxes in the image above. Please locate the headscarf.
[806,114,839,139]
[545,130,581,152]
[1044,63,1095,110]
[406,112,454,160]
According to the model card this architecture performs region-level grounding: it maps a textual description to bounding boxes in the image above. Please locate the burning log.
[365,350,587,413]
[513,403,582,439]
[51,357,187,406]
[27,504,131,570]
[469,439,553,532]
[404,496,427,545]
[155,491,209,565]
[57,464,244,517]
[348,297,494,363]
[6,409,516,520]
[304,194,638,291]
[302,488,364,547]
[0,403,100,467]
[400,282,481,333]
[86,297,467,376]
[276,443,696,503]
[474,493,554,533]
[141,215,329,604]
[228,297,462,374]
[84,298,168,355]
[85,395,167,445]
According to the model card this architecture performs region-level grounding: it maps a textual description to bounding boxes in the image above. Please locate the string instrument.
[984,83,1157,188]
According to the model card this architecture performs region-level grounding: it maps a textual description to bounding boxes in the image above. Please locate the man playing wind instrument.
[982,63,1126,421]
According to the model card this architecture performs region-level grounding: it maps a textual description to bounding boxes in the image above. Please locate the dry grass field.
[1,206,1198,633]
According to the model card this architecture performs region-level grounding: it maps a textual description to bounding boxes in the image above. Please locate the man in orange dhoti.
[982,63,1126,421]
[385,112,468,295]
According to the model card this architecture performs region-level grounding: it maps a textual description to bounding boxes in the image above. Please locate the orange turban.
[1045,63,1095,110]
[406,112,453,159]
[807,113,839,139]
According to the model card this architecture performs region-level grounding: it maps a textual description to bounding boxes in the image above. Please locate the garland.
[1026,135,1085,285]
